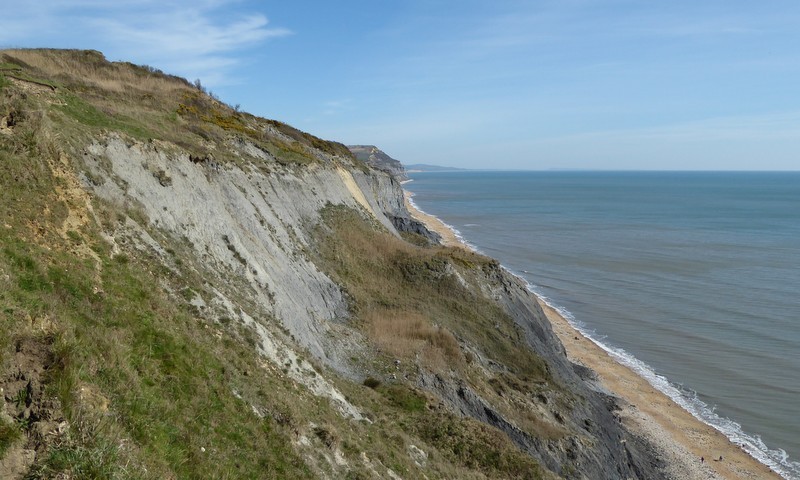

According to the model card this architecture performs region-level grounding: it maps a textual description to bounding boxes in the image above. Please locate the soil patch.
[0,334,67,479]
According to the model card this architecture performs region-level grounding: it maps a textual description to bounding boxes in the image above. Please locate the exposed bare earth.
[404,189,782,480]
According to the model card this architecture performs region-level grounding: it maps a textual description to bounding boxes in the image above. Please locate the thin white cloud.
[93,12,286,57]
[320,99,354,116]
[388,2,770,70]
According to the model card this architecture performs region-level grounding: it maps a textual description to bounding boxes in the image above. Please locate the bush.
[381,384,426,413]
[362,377,381,389]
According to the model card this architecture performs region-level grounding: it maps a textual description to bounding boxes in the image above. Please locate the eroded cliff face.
[0,49,666,479]
[86,135,360,368]
[83,133,660,478]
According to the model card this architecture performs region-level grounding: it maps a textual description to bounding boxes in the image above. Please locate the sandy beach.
[403,189,783,480]
[403,192,464,248]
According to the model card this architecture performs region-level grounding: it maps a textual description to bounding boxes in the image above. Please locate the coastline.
[403,191,464,248]
[402,189,783,480]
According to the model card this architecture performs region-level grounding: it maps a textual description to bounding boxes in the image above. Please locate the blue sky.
[3,1,800,170]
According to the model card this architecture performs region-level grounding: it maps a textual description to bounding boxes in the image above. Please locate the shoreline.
[402,189,783,480]
[403,191,466,249]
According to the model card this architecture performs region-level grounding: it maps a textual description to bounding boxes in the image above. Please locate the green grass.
[379,383,427,413]
[267,139,316,166]
[0,231,314,479]
[29,437,128,480]
[264,119,353,159]
[55,93,153,140]
[177,91,319,166]
[0,62,23,71]
[365,383,552,479]
[2,48,346,170]
[412,410,550,479]
[0,139,554,480]
[309,205,565,479]
[0,134,313,477]
[314,205,551,382]
[0,63,58,89]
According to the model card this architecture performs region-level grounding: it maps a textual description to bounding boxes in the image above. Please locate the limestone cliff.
[0,49,666,479]
[348,145,407,180]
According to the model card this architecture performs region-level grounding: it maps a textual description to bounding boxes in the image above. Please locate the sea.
[404,171,800,480]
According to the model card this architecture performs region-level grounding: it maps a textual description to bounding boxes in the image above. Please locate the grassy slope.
[313,205,551,382]
[0,95,313,477]
[0,49,562,479]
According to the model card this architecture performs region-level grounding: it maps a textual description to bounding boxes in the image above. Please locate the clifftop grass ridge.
[1,49,663,479]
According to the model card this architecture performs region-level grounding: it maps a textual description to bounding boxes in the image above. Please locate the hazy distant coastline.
[404,164,468,173]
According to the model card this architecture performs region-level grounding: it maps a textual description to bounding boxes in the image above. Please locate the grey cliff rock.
[80,132,664,479]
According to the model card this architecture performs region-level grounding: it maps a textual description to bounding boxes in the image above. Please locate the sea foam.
[405,190,480,252]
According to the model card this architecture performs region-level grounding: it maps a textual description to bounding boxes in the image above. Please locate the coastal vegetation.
[0,49,357,169]
[314,205,551,384]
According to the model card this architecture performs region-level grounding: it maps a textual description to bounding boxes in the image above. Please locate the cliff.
[1,49,665,479]
[347,145,407,180]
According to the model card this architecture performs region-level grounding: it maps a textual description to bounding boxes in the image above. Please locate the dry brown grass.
[1,49,352,167]
[317,208,466,372]
[367,310,463,372]
[0,49,192,98]
[1,49,222,156]
[316,206,552,385]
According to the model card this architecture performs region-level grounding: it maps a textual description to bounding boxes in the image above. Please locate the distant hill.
[404,164,467,172]
[347,145,406,179]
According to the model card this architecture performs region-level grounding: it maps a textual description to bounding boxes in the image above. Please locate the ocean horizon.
[405,170,800,479]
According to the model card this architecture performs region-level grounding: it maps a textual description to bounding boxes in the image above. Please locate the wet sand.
[404,189,782,480]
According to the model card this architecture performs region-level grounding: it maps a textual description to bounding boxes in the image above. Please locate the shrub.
[362,377,381,389]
